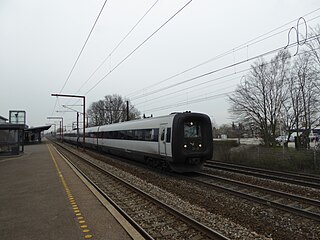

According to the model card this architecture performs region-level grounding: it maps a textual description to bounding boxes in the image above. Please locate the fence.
[213,140,320,173]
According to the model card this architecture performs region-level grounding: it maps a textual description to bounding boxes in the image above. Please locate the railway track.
[205,160,320,189]
[185,171,320,222]
[52,142,229,240]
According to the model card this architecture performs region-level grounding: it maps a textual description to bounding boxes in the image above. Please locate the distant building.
[0,111,50,155]
[24,125,51,144]
[0,121,25,155]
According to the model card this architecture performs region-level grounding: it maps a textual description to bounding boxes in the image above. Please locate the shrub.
[213,142,320,174]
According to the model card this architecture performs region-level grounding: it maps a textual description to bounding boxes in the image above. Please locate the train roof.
[96,113,177,132]
[65,112,208,134]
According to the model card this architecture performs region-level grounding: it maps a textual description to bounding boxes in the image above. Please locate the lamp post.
[47,117,63,141]
[51,94,86,151]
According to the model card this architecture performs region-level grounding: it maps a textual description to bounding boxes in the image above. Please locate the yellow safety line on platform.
[47,144,93,239]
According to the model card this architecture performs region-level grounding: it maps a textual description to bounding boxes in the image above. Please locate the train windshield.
[184,121,201,138]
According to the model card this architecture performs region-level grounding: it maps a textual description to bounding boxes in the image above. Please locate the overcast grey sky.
[1,0,320,129]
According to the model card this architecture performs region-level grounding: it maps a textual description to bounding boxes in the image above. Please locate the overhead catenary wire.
[142,90,234,113]
[51,0,109,116]
[59,0,109,94]
[53,6,320,121]
[133,42,320,108]
[130,34,320,102]
[140,44,320,115]
[126,9,320,98]
[63,33,320,117]
[74,0,161,95]
[84,0,194,95]
[131,16,320,100]
[134,70,249,107]
[138,81,238,110]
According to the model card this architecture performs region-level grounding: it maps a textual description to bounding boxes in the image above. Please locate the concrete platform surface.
[0,141,139,240]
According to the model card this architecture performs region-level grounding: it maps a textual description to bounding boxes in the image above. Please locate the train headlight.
[198,143,202,148]
[183,144,187,148]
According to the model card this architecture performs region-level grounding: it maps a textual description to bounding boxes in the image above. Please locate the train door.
[159,124,167,156]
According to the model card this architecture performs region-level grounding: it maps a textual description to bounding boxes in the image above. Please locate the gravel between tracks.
[202,167,320,201]
[74,148,320,240]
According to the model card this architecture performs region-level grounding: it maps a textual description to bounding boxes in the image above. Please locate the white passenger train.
[62,112,213,172]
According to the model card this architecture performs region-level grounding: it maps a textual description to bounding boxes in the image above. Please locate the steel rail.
[205,160,320,189]
[187,172,320,222]
[53,143,153,240]
[52,140,229,240]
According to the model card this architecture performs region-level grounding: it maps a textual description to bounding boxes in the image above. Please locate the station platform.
[0,141,143,240]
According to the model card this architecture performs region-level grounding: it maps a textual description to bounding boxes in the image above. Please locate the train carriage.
[63,112,213,172]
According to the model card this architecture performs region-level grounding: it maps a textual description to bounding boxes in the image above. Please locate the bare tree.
[306,24,320,66]
[283,72,303,145]
[87,94,140,126]
[305,24,320,128]
[290,52,320,148]
[86,100,106,126]
[229,50,291,147]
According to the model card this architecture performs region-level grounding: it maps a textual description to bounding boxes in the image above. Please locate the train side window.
[109,131,114,139]
[104,131,109,138]
[126,130,133,140]
[153,129,159,141]
[115,131,121,139]
[166,128,171,143]
[136,129,144,140]
[108,131,112,139]
[120,130,126,139]
[145,129,152,141]
[160,129,165,141]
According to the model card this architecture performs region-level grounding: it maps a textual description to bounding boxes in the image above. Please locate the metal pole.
[60,121,62,141]
[77,112,79,149]
[83,96,85,151]
[62,118,64,142]
[314,144,317,170]
[126,100,129,121]
[51,93,85,152]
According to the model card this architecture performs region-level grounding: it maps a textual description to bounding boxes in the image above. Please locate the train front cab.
[170,112,213,172]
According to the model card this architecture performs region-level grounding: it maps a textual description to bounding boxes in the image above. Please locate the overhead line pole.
[51,94,86,151]
[126,100,129,121]
[47,117,63,141]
